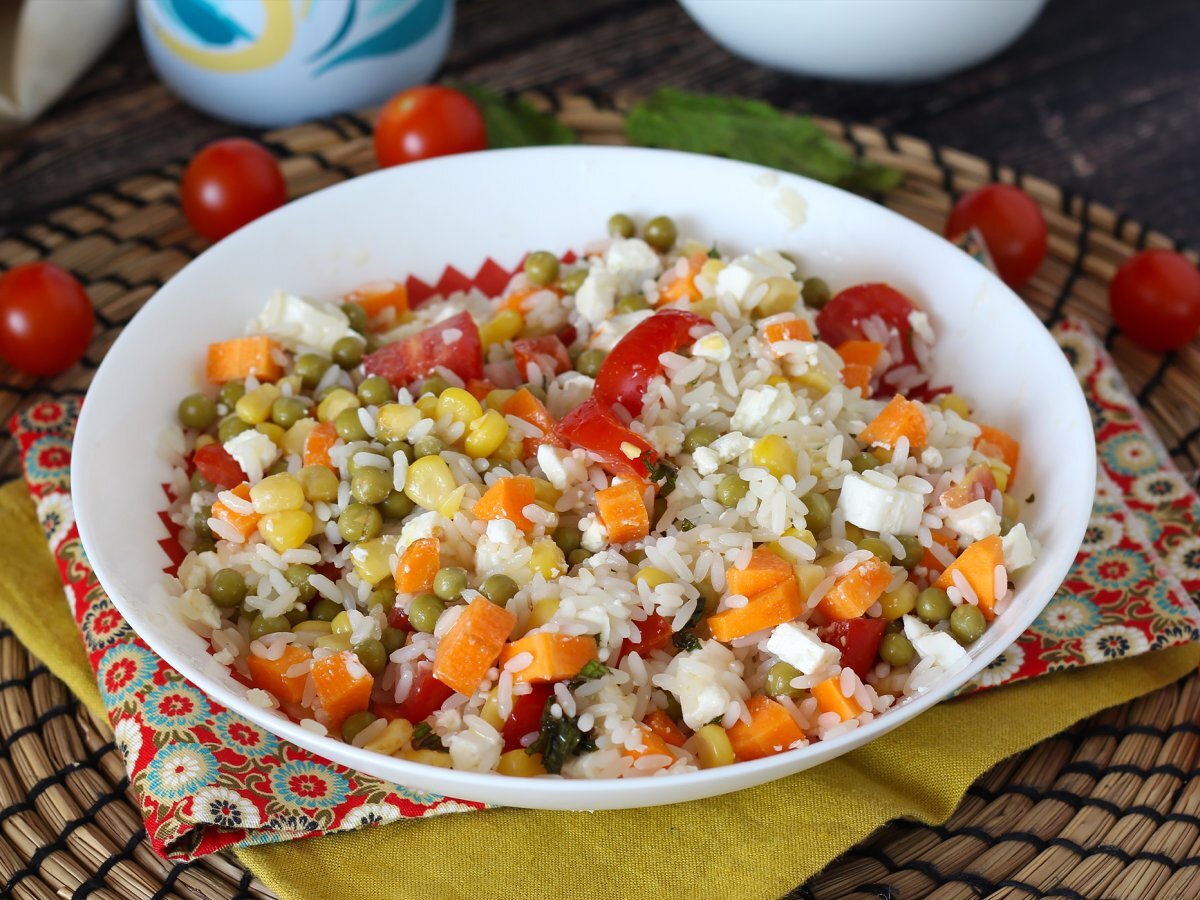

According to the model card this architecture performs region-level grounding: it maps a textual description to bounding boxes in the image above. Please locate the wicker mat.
[0,92,1198,899]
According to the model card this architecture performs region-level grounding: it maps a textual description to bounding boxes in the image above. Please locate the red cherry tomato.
[501,682,555,751]
[1109,250,1200,353]
[592,309,711,415]
[398,665,455,723]
[816,283,918,364]
[374,85,487,168]
[617,613,673,663]
[819,617,887,679]
[945,184,1047,287]
[0,262,94,377]
[192,443,246,488]
[555,398,657,481]
[180,138,287,242]
[363,310,483,387]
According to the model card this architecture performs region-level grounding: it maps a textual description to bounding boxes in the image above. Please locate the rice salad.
[162,213,1037,778]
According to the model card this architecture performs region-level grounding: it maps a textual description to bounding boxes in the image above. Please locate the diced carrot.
[500,286,552,315]
[247,644,311,706]
[812,676,864,722]
[728,696,806,760]
[658,252,708,305]
[763,318,814,349]
[818,555,892,621]
[836,340,884,368]
[501,387,563,456]
[394,537,440,593]
[935,534,1005,619]
[975,424,1021,481]
[841,364,873,397]
[206,336,283,383]
[466,377,496,401]
[473,476,537,532]
[709,577,804,643]
[346,280,409,323]
[643,709,687,747]
[311,651,374,731]
[858,394,927,451]
[499,633,597,683]
[622,726,674,765]
[920,532,960,574]
[303,421,338,469]
[726,546,794,599]
[940,464,998,510]
[432,597,518,696]
[211,483,260,540]
[595,480,649,544]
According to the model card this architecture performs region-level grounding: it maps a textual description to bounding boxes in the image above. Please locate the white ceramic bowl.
[73,146,1094,810]
[678,0,1047,83]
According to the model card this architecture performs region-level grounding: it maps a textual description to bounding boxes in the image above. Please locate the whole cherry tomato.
[374,85,487,168]
[1109,249,1200,352]
[180,138,287,242]
[0,262,94,376]
[945,183,1047,287]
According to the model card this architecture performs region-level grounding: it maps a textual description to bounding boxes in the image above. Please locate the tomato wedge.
[555,398,656,480]
[396,665,455,723]
[501,682,555,751]
[512,335,572,378]
[192,443,246,488]
[617,613,673,663]
[816,284,918,365]
[593,309,711,415]
[363,311,483,388]
[819,617,887,679]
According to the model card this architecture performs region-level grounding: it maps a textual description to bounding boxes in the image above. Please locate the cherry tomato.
[363,310,483,387]
[374,85,487,168]
[1109,249,1200,352]
[617,613,673,663]
[0,262,94,377]
[180,138,287,242]
[592,309,711,415]
[512,335,573,378]
[501,682,555,751]
[945,184,1047,287]
[192,443,246,488]
[397,665,455,723]
[555,398,656,480]
[816,283,918,365]
[819,617,887,679]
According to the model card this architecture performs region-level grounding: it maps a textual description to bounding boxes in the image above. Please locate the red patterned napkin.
[10,259,1199,860]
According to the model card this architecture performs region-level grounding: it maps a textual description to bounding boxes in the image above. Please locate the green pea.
[801,492,832,535]
[217,415,253,443]
[879,587,917,621]
[420,375,450,398]
[525,383,548,403]
[311,597,343,622]
[218,379,246,407]
[858,537,893,564]
[916,587,953,624]
[295,353,331,389]
[524,250,560,286]
[431,566,468,601]
[560,269,587,294]
[716,474,749,508]
[194,506,215,540]
[575,348,607,378]
[178,393,217,429]
[367,587,396,612]
[802,277,831,309]
[879,633,915,667]
[999,516,1015,536]
[950,604,987,644]
[190,470,213,493]
[271,396,309,429]
[341,710,378,744]
[380,490,415,520]
[315,384,343,403]
[332,336,365,369]
[209,568,246,609]
[265,457,290,477]
[332,407,366,442]
[250,615,291,640]
[413,435,445,458]
[607,213,635,238]
[765,661,802,698]
[357,375,394,406]
[652,495,668,527]
[351,468,392,505]
[285,605,308,626]
[643,216,677,252]
[354,638,388,676]
[683,425,719,454]
[895,535,923,570]
[193,534,216,553]
[382,627,407,655]
[341,302,368,333]
[552,525,582,556]
[384,440,415,464]
[408,593,445,634]
[285,564,316,601]
[480,573,518,606]
[568,549,591,567]
[338,503,382,542]
[617,293,651,315]
[625,548,648,566]
[851,452,882,473]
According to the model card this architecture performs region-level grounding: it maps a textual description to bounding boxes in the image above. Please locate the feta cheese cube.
[766,622,840,676]
[574,267,619,326]
[587,310,653,352]
[709,431,754,462]
[692,447,721,476]
[604,238,661,293]
[580,515,608,552]
[536,444,572,490]
[223,429,280,484]
[837,473,925,536]
[715,260,757,307]
[691,331,731,362]
[945,498,1002,542]
[546,372,595,419]
[730,385,796,435]
[903,615,968,668]
[1002,523,1036,572]
[252,290,356,354]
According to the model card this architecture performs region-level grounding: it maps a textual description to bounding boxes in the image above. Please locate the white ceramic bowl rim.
[73,145,1095,809]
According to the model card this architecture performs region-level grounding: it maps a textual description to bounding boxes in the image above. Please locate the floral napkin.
[10,259,1199,860]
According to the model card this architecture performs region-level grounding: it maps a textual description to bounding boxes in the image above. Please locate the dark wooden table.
[2,0,1198,248]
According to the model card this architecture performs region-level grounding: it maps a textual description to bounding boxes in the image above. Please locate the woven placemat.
[0,92,1197,899]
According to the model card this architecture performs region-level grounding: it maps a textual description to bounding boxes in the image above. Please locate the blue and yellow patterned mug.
[138,0,454,127]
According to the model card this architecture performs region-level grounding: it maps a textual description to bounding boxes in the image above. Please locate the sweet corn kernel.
[282,417,317,456]
[699,259,725,282]
[330,611,353,634]
[415,394,438,417]
[989,462,1011,493]
[635,567,672,590]
[814,551,845,570]
[479,309,524,348]
[789,527,817,548]
[793,368,833,396]
[756,276,801,316]
[317,388,360,423]
[376,403,422,442]
[296,464,339,502]
[485,389,516,412]
[529,540,566,580]
[768,528,816,564]
[315,633,352,652]
[496,749,547,777]
[292,620,332,635]
[1003,493,1020,522]
[258,510,313,553]
[766,375,789,386]
[794,563,827,600]
[401,748,453,768]
[532,478,560,505]
[351,537,396,585]
[491,432,525,463]
[404,456,458,510]
[278,374,304,397]
[255,422,286,446]
[194,434,216,450]
[695,724,735,768]
[480,689,505,731]
[465,410,510,459]
[249,473,305,513]
[363,718,414,755]
[235,384,281,425]
[752,434,797,479]
[528,597,560,629]
[437,388,483,426]
[938,393,971,419]
[436,484,468,518]
[690,296,718,317]
[681,239,710,258]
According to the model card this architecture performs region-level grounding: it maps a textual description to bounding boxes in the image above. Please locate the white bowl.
[678,0,1047,83]
[73,146,1094,810]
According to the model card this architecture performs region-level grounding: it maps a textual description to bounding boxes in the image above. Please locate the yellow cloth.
[0,480,1195,900]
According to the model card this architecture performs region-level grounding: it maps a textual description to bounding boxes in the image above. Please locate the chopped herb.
[679,518,696,532]
[525,696,596,773]
[707,715,724,726]
[1026,493,1036,504]
[708,244,721,259]
[576,659,609,681]
[448,82,577,148]
[411,722,446,751]
[672,631,702,652]
[644,455,679,496]
[683,600,706,630]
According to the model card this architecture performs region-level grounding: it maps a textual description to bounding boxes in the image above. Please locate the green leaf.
[625,88,902,194]
[450,82,577,149]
